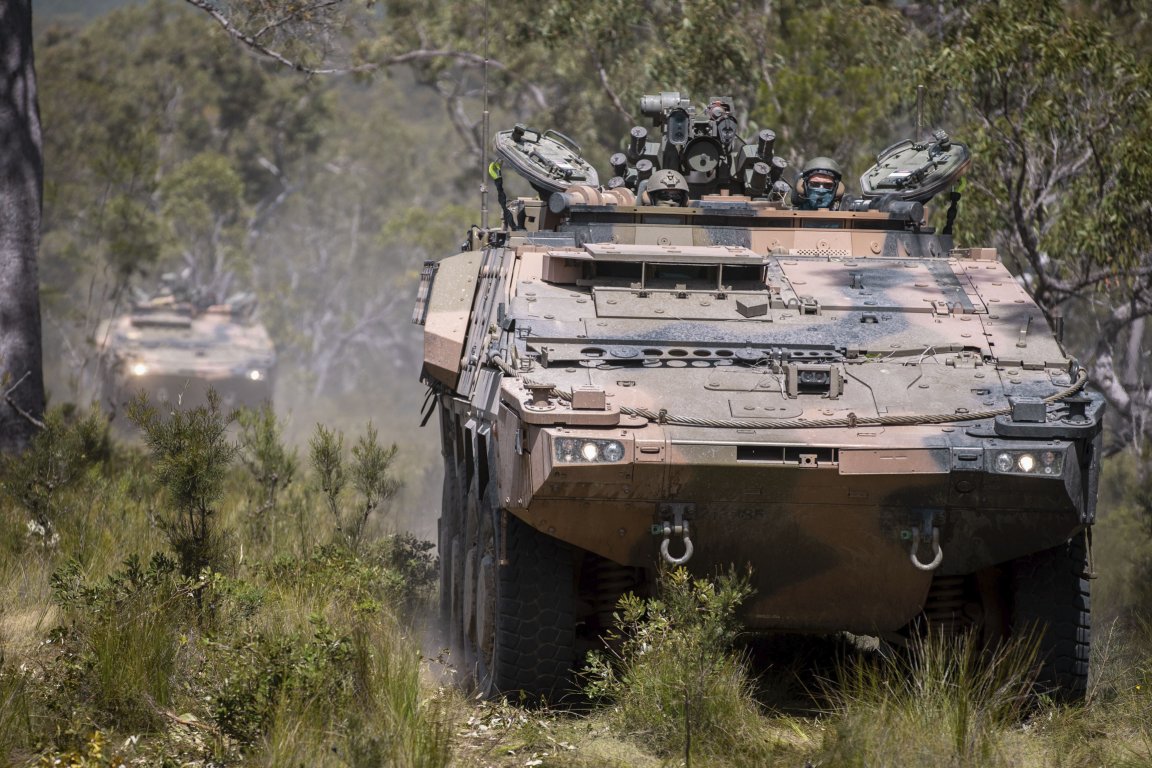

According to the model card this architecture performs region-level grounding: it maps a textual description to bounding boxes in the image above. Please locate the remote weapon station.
[415,92,1102,702]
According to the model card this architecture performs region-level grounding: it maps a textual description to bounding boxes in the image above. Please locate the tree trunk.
[0,0,46,452]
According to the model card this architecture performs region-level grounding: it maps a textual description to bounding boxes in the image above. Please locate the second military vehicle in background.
[95,276,276,416]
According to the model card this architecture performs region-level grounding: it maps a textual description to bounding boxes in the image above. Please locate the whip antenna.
[480,0,490,229]
[916,84,925,139]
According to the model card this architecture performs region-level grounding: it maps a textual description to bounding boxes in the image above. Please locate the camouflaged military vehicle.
[415,92,1103,703]
[95,280,275,415]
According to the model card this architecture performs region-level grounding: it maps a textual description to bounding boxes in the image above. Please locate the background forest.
[2,0,1151,765]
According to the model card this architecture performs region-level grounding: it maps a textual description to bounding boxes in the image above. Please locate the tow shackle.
[909,525,944,571]
[659,520,694,566]
[654,504,695,566]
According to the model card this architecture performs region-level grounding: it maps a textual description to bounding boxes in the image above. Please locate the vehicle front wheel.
[1010,532,1091,702]
[467,507,578,703]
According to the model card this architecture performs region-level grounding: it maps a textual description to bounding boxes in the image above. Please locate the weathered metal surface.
[422,93,1104,642]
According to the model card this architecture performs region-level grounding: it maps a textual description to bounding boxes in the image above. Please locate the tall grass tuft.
[819,629,1040,767]
[49,553,190,731]
[0,658,32,758]
[583,566,777,765]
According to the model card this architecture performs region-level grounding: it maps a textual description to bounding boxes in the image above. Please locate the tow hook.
[906,509,944,572]
[653,503,694,566]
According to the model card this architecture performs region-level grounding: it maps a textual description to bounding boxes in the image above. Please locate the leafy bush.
[128,390,236,577]
[208,612,451,765]
[310,422,401,552]
[371,532,438,610]
[236,402,298,540]
[0,406,110,547]
[583,566,776,763]
[247,619,452,768]
[259,535,437,618]
[210,615,353,743]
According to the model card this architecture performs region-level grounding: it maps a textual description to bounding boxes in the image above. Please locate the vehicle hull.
[514,440,1083,633]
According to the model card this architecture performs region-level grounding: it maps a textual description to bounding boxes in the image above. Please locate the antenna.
[916,84,925,140]
[480,0,490,230]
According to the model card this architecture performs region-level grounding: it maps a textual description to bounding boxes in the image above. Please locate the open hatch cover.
[859,130,971,204]
[494,124,600,195]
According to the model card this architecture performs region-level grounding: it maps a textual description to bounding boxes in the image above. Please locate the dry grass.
[2,411,1152,767]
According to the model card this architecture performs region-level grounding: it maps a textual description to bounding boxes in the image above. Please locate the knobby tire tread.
[1012,533,1091,702]
[494,514,577,702]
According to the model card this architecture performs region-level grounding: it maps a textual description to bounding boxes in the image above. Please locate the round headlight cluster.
[992,449,1063,476]
[555,438,626,464]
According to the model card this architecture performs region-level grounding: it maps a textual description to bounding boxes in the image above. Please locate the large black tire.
[438,414,578,702]
[488,512,578,702]
[1011,532,1091,702]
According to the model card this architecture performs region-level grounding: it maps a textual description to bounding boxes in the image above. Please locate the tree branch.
[251,0,343,41]
[183,0,526,77]
[4,371,46,430]
[596,60,633,124]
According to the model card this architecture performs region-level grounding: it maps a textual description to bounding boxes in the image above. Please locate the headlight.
[248,369,264,381]
[130,362,148,376]
[554,438,626,464]
[989,448,1064,476]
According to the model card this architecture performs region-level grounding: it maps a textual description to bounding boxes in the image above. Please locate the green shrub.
[309,422,401,552]
[0,406,110,547]
[129,390,236,577]
[237,403,298,543]
[372,532,438,610]
[259,536,437,617]
[210,614,353,743]
[250,621,452,768]
[583,566,776,764]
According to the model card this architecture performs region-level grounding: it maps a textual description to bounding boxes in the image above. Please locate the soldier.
[796,156,844,210]
[642,169,690,207]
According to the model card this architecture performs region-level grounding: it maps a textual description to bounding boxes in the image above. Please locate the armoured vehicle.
[95,280,276,415]
[415,92,1103,703]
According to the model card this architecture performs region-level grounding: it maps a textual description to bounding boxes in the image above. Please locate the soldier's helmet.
[643,169,690,207]
[798,156,844,209]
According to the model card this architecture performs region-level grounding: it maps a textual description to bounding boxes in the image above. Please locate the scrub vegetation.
[0,402,447,766]
[2,405,1150,765]
[4,0,1152,765]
